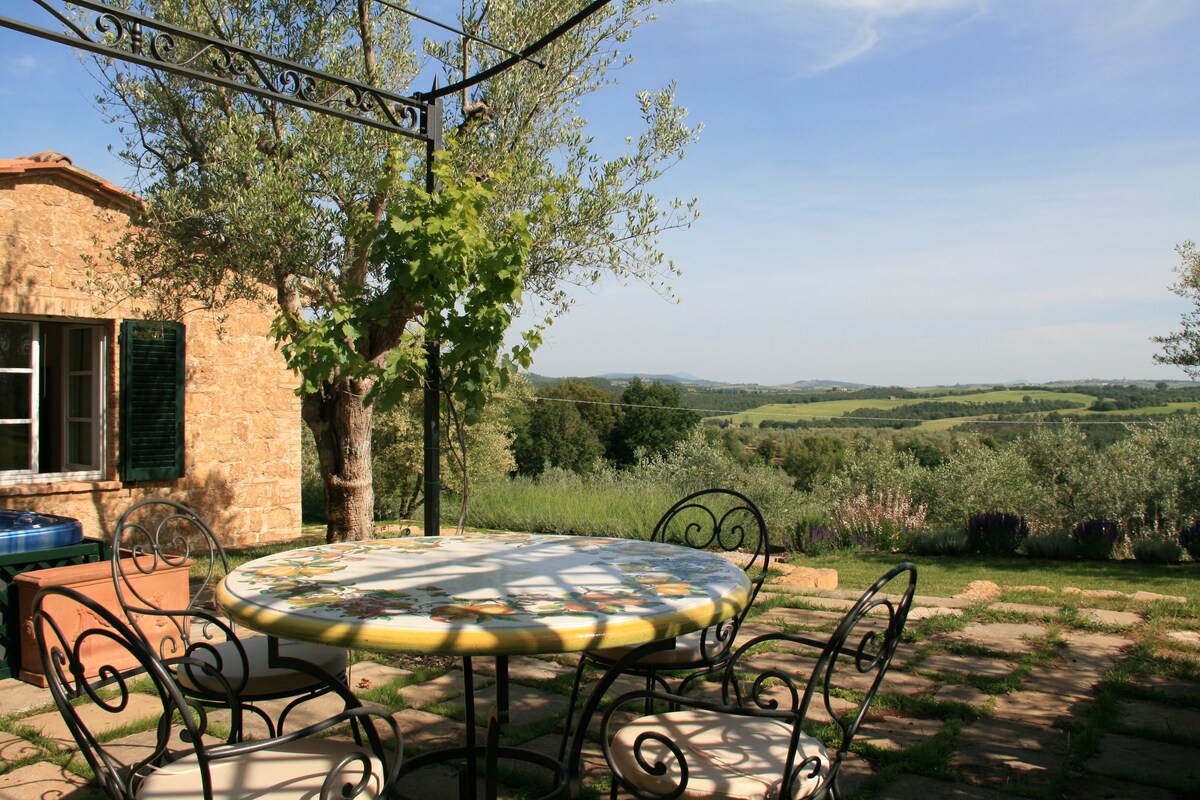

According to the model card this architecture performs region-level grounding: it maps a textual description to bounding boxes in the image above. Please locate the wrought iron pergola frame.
[0,0,613,539]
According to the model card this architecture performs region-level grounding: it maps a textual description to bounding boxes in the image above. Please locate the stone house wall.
[0,154,303,548]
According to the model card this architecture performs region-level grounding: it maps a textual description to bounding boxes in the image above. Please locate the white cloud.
[685,0,983,74]
[4,55,40,71]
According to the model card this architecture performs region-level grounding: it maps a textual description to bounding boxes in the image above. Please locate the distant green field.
[713,389,1096,426]
[1058,402,1200,417]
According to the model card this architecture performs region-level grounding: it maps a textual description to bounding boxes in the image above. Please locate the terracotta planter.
[15,557,190,687]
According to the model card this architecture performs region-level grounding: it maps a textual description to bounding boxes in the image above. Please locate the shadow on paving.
[1,587,1199,800]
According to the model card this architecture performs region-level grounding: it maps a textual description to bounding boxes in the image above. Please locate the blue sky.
[3,0,1199,386]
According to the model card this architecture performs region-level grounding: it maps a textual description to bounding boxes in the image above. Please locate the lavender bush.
[1072,519,1122,560]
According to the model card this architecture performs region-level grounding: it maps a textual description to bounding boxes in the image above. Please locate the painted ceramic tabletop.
[216,533,751,656]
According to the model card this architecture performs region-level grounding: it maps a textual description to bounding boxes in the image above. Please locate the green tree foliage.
[610,378,701,464]
[922,437,1036,527]
[1153,241,1200,377]
[512,379,619,475]
[84,0,698,541]
[513,397,603,476]
[781,437,847,491]
[370,377,531,524]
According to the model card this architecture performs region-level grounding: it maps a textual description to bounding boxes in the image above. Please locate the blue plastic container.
[0,510,84,556]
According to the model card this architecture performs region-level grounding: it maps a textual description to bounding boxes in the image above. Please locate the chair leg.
[558,655,590,761]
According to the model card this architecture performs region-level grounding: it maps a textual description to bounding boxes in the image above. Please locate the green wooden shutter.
[119,320,185,481]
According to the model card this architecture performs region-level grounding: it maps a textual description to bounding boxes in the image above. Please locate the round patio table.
[215,533,752,799]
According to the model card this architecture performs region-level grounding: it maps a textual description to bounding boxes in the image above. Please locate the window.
[0,318,106,482]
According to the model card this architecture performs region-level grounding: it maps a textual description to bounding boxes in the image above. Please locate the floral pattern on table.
[228,534,733,626]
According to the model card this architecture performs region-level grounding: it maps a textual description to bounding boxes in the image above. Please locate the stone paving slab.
[392,708,484,753]
[1019,665,1106,699]
[1114,699,1200,739]
[445,682,569,729]
[22,692,164,749]
[873,667,940,697]
[1059,773,1188,800]
[393,761,464,800]
[0,762,98,800]
[783,595,857,611]
[1086,733,1200,787]
[756,606,846,628]
[471,656,574,683]
[912,595,975,609]
[1060,632,1134,666]
[950,622,1047,653]
[991,601,1060,617]
[934,684,992,707]
[950,717,1070,793]
[348,660,412,690]
[992,690,1090,725]
[857,715,945,751]
[0,678,52,716]
[399,670,495,708]
[0,730,43,763]
[1080,608,1144,627]
[239,686,355,738]
[1144,674,1200,699]
[875,774,1025,799]
[103,726,227,767]
[908,606,964,621]
[916,652,1019,679]
[1167,629,1200,647]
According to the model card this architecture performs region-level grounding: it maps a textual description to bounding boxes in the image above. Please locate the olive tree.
[84,0,700,541]
[1153,240,1200,376]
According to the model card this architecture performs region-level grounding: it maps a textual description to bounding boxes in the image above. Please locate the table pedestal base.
[397,655,569,800]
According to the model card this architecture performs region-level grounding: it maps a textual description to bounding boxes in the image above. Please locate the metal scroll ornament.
[15,0,427,139]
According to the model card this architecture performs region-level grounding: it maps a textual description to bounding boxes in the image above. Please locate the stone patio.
[1,580,1197,800]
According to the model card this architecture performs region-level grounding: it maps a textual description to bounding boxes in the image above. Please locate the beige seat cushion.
[611,709,831,800]
[138,738,387,799]
[176,636,348,697]
[590,629,728,668]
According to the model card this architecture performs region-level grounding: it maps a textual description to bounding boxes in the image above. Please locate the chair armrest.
[600,688,796,735]
[204,703,403,790]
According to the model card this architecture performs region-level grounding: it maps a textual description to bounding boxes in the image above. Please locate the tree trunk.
[302,375,377,542]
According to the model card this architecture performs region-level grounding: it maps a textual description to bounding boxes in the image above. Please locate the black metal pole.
[422,90,444,537]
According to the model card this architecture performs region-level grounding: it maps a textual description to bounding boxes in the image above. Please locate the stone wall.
[0,163,303,548]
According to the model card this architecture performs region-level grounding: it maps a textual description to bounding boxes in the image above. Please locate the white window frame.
[0,317,107,484]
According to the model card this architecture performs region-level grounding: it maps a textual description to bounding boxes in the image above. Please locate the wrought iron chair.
[32,584,402,800]
[559,488,770,760]
[111,497,349,738]
[576,561,918,800]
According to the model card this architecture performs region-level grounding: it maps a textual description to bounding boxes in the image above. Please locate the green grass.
[465,479,676,539]
[782,550,1200,602]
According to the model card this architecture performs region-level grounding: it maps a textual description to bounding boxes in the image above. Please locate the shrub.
[831,489,927,553]
[1180,522,1200,561]
[1022,532,1079,560]
[909,528,970,556]
[791,509,835,552]
[966,511,1029,556]
[1072,519,1121,560]
[795,526,842,555]
[1133,537,1183,564]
